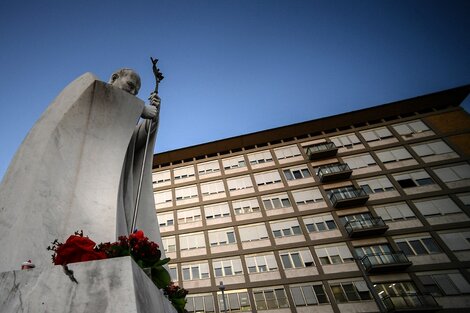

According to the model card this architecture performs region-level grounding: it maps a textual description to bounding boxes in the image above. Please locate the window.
[245,253,278,273]
[355,244,392,258]
[232,198,260,215]
[204,202,230,220]
[262,193,291,210]
[180,232,205,250]
[254,170,282,186]
[182,262,210,280]
[239,223,269,242]
[222,155,246,170]
[227,175,253,191]
[270,219,303,238]
[358,176,395,194]
[217,290,251,312]
[439,231,470,251]
[208,228,236,246]
[418,271,470,296]
[395,235,442,256]
[253,287,289,310]
[457,192,470,207]
[197,160,220,176]
[173,165,195,180]
[433,163,470,183]
[330,281,371,302]
[411,140,455,158]
[360,127,393,142]
[158,212,174,227]
[392,119,430,136]
[283,166,311,180]
[154,190,172,205]
[279,249,314,269]
[274,145,301,160]
[175,185,198,201]
[315,244,354,265]
[413,197,462,217]
[162,236,176,253]
[374,202,416,221]
[169,265,178,281]
[290,283,329,306]
[292,188,324,204]
[212,257,243,277]
[303,213,337,232]
[185,294,215,313]
[376,147,413,163]
[177,207,201,224]
[153,170,170,185]
[200,180,225,196]
[247,150,273,165]
[343,153,377,169]
[393,170,435,188]
[330,133,361,149]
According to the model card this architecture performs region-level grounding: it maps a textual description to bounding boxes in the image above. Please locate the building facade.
[151,85,470,313]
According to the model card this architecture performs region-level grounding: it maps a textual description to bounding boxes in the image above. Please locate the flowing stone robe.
[0,73,161,273]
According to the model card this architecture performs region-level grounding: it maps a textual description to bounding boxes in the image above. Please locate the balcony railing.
[381,292,441,312]
[361,252,412,273]
[345,217,389,237]
[306,142,338,160]
[317,163,353,182]
[329,188,369,208]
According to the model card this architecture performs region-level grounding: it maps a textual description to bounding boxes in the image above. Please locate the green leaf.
[151,266,171,289]
[152,257,171,267]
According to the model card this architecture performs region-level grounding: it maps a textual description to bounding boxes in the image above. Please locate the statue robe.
[0,73,161,273]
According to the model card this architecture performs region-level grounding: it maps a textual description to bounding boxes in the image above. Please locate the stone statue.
[0,69,163,272]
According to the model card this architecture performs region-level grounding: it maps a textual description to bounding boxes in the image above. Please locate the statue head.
[109,68,141,96]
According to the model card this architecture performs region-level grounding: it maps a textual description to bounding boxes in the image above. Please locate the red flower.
[130,230,145,241]
[53,235,107,265]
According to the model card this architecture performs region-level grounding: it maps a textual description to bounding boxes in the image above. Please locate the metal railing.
[329,188,368,207]
[361,252,411,272]
[381,292,440,311]
[317,163,351,177]
[345,217,387,236]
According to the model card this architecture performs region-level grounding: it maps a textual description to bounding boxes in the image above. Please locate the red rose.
[53,235,107,265]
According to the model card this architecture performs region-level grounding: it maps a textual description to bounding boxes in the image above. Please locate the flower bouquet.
[48,230,187,312]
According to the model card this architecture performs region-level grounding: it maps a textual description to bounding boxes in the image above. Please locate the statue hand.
[141,105,157,119]
[141,93,161,120]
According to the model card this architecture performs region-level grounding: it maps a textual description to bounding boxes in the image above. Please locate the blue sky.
[1,0,469,180]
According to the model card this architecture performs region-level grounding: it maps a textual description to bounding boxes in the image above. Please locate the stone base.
[0,257,176,313]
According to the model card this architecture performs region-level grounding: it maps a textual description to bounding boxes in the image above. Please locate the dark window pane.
[397,242,414,256]
[281,198,291,207]
[316,222,327,231]
[227,232,236,244]
[292,253,303,268]
[273,230,282,238]
[272,198,282,208]
[301,169,311,177]
[306,223,315,232]
[343,283,360,301]
[422,238,441,253]
[331,285,347,303]
[416,178,434,186]
[293,170,303,179]
[313,285,329,303]
[214,267,223,277]
[409,240,427,255]
[263,199,273,210]
[326,220,337,229]
[292,225,302,235]
[284,170,294,180]
[281,254,293,268]
[398,178,417,188]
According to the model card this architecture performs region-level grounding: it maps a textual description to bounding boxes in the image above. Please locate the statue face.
[111,70,141,96]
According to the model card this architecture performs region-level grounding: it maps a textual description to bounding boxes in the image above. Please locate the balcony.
[329,188,369,208]
[361,252,412,273]
[381,293,441,312]
[345,217,389,237]
[306,142,338,160]
[317,163,353,182]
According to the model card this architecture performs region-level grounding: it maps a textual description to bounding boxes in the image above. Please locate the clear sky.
[1,0,469,180]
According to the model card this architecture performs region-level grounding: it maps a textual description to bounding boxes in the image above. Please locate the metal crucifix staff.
[130,57,164,234]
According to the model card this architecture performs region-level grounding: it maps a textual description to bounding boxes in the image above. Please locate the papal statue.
[0,68,163,273]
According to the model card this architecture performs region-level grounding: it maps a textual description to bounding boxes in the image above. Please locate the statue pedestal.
[0,257,176,313]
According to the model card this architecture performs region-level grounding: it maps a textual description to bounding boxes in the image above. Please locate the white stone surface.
[0,73,161,273]
[0,256,176,313]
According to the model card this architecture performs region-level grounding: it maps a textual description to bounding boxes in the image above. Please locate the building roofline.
[153,84,470,166]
